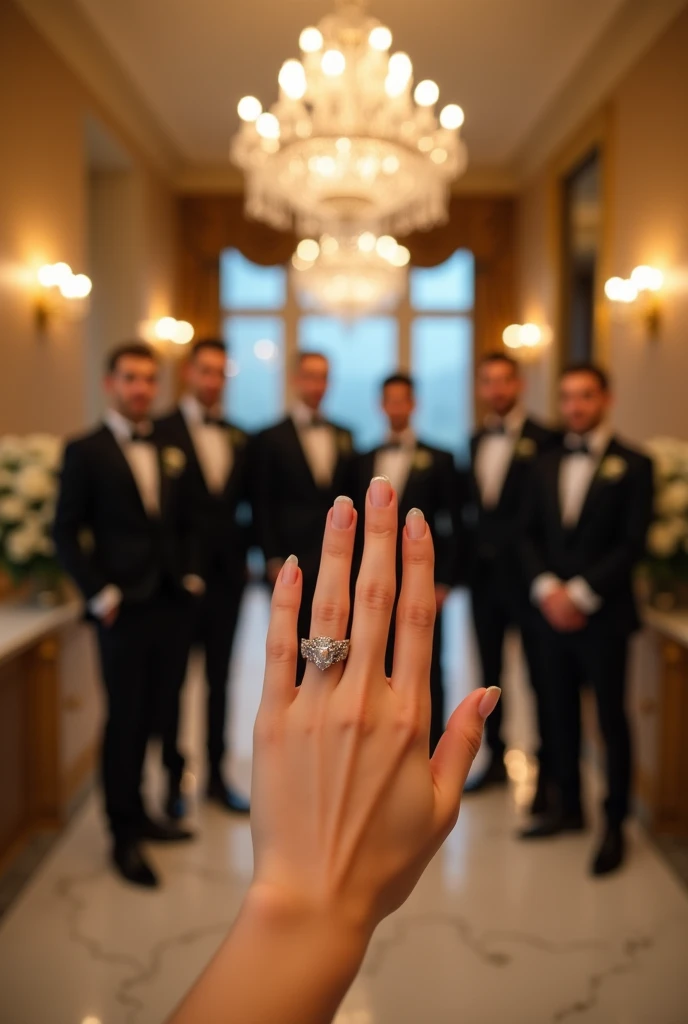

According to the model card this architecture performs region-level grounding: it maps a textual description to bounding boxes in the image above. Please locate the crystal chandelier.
[291,232,410,316]
[231,0,467,237]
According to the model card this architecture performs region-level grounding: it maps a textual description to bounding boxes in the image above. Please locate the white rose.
[648,522,680,559]
[24,434,63,472]
[655,480,688,516]
[0,436,24,465]
[0,468,15,491]
[5,527,38,564]
[0,495,27,523]
[14,465,55,503]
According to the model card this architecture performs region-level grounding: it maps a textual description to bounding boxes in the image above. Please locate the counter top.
[0,600,84,666]
[643,606,688,648]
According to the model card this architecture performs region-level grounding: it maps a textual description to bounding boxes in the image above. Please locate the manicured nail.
[406,507,426,540]
[370,475,392,508]
[332,495,354,530]
[478,686,502,720]
[281,554,299,585]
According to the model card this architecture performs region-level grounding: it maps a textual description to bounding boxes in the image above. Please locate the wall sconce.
[36,263,92,330]
[139,317,195,346]
[604,265,664,337]
[502,322,551,360]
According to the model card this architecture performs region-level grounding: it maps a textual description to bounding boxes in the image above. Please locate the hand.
[250,478,500,937]
[541,587,587,632]
[267,558,284,585]
[101,605,119,628]
[434,584,450,611]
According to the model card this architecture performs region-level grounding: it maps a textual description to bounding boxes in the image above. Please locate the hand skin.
[541,586,587,632]
[168,482,500,1024]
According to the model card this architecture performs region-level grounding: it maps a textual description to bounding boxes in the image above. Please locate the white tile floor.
[1,589,687,1024]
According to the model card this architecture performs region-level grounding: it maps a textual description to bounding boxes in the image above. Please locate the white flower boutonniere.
[598,454,627,482]
[162,446,186,478]
[413,449,433,471]
[338,433,353,455]
[229,427,247,450]
[514,437,537,460]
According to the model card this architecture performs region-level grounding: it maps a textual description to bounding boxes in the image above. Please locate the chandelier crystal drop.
[231,0,467,237]
[291,233,410,317]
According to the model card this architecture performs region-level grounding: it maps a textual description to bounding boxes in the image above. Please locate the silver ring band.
[300,636,350,672]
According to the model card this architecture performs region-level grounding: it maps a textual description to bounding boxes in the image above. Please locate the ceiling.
[72,0,629,170]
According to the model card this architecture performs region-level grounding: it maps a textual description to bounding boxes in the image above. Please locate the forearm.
[168,886,369,1024]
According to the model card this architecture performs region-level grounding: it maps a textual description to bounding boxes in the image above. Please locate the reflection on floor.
[1,589,687,1024]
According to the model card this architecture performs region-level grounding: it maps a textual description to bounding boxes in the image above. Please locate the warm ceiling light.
[237,96,262,122]
[297,238,320,262]
[414,80,439,107]
[256,112,280,139]
[278,60,307,100]
[440,103,465,130]
[630,265,664,292]
[369,26,392,51]
[299,27,323,53]
[357,232,376,253]
[388,52,412,81]
[376,235,398,260]
[389,244,410,267]
[430,148,448,164]
[384,75,407,98]
[321,50,346,76]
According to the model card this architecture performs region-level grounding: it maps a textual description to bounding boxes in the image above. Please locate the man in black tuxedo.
[54,342,201,888]
[519,364,653,876]
[156,338,251,818]
[255,351,355,682]
[462,352,559,801]
[351,373,458,752]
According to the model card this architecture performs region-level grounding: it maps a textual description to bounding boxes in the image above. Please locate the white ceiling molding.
[14,0,181,177]
[514,0,688,180]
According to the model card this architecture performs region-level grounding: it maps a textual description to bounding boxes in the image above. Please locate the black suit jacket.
[460,416,560,587]
[351,441,458,589]
[154,409,254,577]
[54,425,202,606]
[254,417,355,579]
[520,436,654,633]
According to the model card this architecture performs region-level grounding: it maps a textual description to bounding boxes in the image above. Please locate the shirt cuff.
[88,584,122,619]
[183,574,206,596]
[531,573,561,607]
[565,576,602,614]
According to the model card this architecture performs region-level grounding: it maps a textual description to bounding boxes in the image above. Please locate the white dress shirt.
[374,427,416,498]
[180,394,233,495]
[475,406,526,508]
[532,424,612,615]
[291,401,337,488]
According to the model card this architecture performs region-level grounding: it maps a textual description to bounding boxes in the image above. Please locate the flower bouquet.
[642,437,688,610]
[0,434,64,602]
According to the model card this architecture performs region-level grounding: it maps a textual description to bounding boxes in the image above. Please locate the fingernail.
[370,475,392,508]
[281,554,299,585]
[406,507,426,540]
[478,686,502,720]
[332,495,354,530]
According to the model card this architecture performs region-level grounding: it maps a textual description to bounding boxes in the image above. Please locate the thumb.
[430,686,502,828]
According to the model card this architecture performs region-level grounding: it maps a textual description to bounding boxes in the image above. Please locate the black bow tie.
[129,427,152,443]
[485,422,507,437]
[204,413,225,428]
[564,436,591,456]
[304,414,327,429]
[381,440,404,452]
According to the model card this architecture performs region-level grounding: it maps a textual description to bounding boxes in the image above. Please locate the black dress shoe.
[519,811,586,840]
[207,778,250,815]
[165,780,186,821]
[529,773,556,817]
[464,757,508,794]
[139,817,195,842]
[113,841,159,888]
[591,825,625,876]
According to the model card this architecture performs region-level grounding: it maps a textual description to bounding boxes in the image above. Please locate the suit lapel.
[100,426,149,518]
[285,418,319,490]
[573,438,616,533]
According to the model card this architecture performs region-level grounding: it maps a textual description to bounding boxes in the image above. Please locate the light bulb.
[502,324,522,349]
[519,323,541,347]
[381,155,399,174]
[172,320,194,345]
[321,50,346,76]
[430,148,448,165]
[384,75,407,98]
[388,52,412,81]
[440,103,464,130]
[376,235,398,261]
[418,136,434,152]
[70,274,92,298]
[321,235,339,255]
[630,265,664,292]
[604,277,625,301]
[618,279,638,303]
[256,112,280,139]
[369,26,392,51]
[296,239,320,262]
[390,245,410,268]
[155,317,177,341]
[357,232,376,253]
[299,27,323,53]
[278,60,307,100]
[414,79,439,106]
[237,96,262,122]
[38,264,58,287]
[254,338,277,361]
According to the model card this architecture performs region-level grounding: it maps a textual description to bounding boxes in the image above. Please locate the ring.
[300,636,350,672]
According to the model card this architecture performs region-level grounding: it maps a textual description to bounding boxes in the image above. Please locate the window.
[220,247,474,458]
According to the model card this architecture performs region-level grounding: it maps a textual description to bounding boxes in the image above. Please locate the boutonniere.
[514,437,537,460]
[337,432,353,455]
[598,454,627,481]
[161,446,186,477]
[229,427,247,449]
[413,449,433,471]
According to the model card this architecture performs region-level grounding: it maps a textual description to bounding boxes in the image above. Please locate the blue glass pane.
[220,249,287,310]
[411,317,473,462]
[410,250,475,312]
[299,317,398,452]
[223,316,285,432]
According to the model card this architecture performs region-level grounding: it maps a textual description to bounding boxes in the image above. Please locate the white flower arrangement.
[0,433,63,586]
[643,437,688,586]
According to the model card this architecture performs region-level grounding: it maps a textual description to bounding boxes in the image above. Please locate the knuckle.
[393,707,421,746]
[462,724,483,763]
[265,634,294,664]
[311,598,343,626]
[366,517,395,539]
[357,578,395,613]
[336,703,373,736]
[398,599,436,631]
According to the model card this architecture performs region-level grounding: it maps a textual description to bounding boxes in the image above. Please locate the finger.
[391,508,436,708]
[348,476,398,677]
[302,496,357,691]
[260,555,302,713]
[430,687,502,833]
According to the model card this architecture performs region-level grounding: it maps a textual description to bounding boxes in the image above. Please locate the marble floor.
[1,590,688,1024]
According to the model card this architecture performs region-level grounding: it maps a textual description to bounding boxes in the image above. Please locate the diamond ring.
[300,636,350,672]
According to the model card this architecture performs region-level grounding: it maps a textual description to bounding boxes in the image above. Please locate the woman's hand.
[250,475,500,936]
